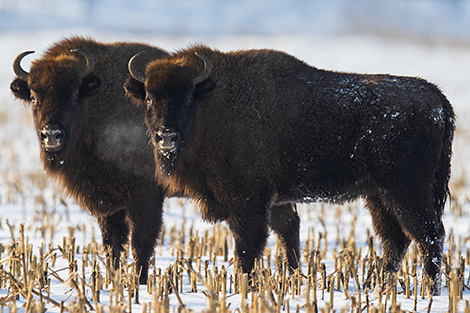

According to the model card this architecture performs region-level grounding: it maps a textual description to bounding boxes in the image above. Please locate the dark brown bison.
[125,45,455,294]
[10,37,169,284]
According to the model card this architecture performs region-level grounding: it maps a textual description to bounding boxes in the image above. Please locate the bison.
[125,45,455,294]
[10,37,169,284]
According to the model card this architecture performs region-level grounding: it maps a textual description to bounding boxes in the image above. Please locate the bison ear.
[124,77,146,105]
[194,78,216,100]
[80,76,101,96]
[10,78,30,101]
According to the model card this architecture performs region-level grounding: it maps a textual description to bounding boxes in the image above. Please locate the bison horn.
[71,49,96,78]
[128,52,147,83]
[13,51,35,82]
[194,52,213,85]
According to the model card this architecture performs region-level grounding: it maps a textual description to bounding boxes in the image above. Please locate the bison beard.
[11,37,170,284]
[126,45,455,295]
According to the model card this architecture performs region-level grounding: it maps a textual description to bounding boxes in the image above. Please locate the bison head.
[10,49,101,172]
[125,52,215,175]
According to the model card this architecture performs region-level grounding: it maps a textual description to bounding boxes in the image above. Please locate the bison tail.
[434,97,455,213]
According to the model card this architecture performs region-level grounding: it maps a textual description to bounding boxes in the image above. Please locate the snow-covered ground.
[1,31,469,312]
[1,1,470,311]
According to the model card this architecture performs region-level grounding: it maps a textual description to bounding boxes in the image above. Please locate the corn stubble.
[0,174,469,313]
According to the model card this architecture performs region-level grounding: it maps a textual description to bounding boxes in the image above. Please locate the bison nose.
[155,128,180,151]
[40,126,65,151]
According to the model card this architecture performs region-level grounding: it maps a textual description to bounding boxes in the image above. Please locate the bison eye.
[72,93,79,105]
[30,96,37,105]
[184,98,194,110]
[146,97,153,107]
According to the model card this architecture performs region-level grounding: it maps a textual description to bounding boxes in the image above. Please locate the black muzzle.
[155,128,181,151]
[40,125,65,151]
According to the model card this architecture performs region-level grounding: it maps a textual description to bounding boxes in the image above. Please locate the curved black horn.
[128,52,146,83]
[13,51,34,82]
[194,52,213,85]
[71,49,96,78]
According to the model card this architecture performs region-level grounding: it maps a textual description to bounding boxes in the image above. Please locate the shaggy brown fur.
[11,37,169,284]
[126,45,455,294]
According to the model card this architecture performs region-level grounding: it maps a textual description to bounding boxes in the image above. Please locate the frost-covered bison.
[125,45,455,293]
[10,37,169,284]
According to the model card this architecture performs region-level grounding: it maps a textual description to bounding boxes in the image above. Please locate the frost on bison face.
[11,49,97,172]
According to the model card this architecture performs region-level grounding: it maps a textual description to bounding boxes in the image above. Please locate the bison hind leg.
[365,195,412,288]
[416,226,445,295]
[376,190,445,296]
[269,203,300,272]
[395,203,445,296]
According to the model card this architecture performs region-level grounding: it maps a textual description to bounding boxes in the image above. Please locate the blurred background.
[1,0,470,41]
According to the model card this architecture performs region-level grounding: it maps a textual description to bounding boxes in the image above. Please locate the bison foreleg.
[227,203,269,274]
[269,203,300,272]
[128,187,164,285]
[97,209,130,272]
